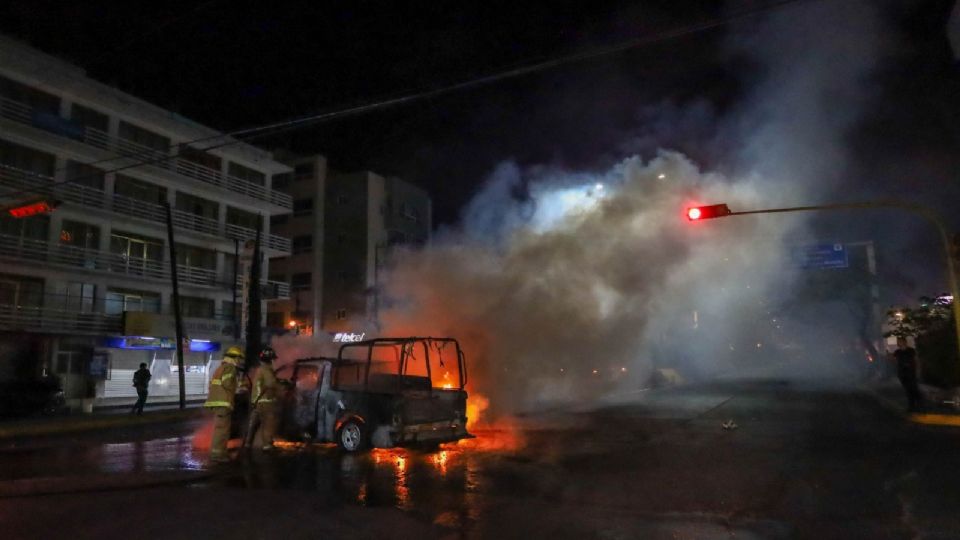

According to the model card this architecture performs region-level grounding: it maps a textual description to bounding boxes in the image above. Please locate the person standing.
[131,363,151,415]
[204,346,245,462]
[894,337,922,412]
[244,346,280,451]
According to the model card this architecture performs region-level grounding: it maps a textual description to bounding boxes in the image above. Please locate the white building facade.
[0,36,292,409]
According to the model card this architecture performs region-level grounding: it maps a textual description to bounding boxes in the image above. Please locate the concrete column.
[59,99,71,120]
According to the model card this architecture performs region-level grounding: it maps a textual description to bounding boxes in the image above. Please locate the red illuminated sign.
[6,200,58,218]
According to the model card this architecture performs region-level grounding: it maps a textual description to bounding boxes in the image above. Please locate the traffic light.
[686,203,731,221]
[4,199,60,219]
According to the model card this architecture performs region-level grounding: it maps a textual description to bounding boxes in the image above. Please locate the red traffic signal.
[686,203,731,221]
[5,199,60,219]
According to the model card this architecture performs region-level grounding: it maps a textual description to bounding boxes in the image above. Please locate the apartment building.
[268,155,431,335]
[0,36,292,409]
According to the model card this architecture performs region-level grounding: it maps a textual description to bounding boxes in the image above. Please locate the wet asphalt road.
[2,378,960,539]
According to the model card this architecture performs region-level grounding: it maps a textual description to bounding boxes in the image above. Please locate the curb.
[864,385,960,428]
[0,408,204,440]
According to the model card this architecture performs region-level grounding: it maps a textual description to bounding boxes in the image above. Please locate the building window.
[0,138,56,176]
[292,235,312,254]
[70,103,109,133]
[63,282,95,313]
[175,192,219,220]
[0,274,44,308]
[270,214,289,228]
[105,288,161,315]
[272,172,292,191]
[118,121,170,153]
[228,162,266,186]
[226,206,260,230]
[0,213,49,242]
[221,301,238,321]
[291,272,311,291]
[0,75,59,114]
[65,160,105,190]
[176,244,216,270]
[180,296,215,318]
[400,202,420,223]
[178,145,222,171]
[114,175,167,205]
[336,309,347,321]
[60,220,100,250]
[293,198,313,217]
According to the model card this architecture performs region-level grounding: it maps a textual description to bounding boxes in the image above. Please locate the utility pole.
[244,217,263,370]
[232,238,240,340]
[162,201,187,409]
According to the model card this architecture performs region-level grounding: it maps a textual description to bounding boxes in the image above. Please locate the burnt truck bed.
[278,337,472,451]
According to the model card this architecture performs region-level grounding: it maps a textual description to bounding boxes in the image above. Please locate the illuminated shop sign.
[101,336,221,352]
[333,332,366,343]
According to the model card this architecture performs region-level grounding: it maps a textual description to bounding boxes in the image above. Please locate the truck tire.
[337,419,367,452]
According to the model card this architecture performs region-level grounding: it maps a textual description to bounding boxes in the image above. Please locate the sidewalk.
[0,406,204,440]
[866,380,960,427]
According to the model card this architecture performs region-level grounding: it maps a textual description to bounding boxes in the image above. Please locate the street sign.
[795,243,848,269]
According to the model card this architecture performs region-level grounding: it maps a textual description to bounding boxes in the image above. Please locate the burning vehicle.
[276,337,472,452]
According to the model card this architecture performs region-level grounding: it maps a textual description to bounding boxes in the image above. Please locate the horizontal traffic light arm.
[691,198,960,367]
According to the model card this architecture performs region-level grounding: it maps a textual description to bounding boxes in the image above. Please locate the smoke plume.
[374,1,886,416]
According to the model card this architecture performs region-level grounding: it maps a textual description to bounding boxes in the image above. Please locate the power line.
[0,0,811,202]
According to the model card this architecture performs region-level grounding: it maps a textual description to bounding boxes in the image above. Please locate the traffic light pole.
[723,200,960,363]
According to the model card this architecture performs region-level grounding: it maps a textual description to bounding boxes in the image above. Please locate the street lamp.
[686,200,960,363]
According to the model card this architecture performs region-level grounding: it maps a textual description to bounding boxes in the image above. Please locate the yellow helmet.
[224,346,245,360]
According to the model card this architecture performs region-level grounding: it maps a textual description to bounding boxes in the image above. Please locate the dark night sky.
[0,1,958,302]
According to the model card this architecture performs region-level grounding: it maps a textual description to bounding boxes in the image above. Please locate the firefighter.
[204,346,245,462]
[244,346,280,451]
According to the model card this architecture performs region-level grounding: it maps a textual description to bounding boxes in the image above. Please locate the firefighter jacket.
[251,363,278,405]
[204,357,240,410]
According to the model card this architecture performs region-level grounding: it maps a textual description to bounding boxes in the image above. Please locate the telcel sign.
[333,332,366,343]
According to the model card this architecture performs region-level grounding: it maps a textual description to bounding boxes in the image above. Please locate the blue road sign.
[796,243,848,269]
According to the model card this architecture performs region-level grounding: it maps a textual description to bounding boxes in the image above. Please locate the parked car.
[276,337,472,452]
[0,376,67,419]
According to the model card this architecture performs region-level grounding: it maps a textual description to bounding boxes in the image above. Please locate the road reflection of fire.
[371,448,412,509]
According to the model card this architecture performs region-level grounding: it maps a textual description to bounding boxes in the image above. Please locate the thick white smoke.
[380,152,796,413]
[270,1,887,418]
[375,1,887,415]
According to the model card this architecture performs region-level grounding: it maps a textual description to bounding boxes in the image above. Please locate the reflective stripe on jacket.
[252,364,278,404]
[204,358,240,409]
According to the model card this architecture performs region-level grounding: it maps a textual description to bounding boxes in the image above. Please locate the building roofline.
[0,34,290,174]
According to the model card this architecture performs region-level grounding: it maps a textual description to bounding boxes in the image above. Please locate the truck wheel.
[337,420,367,452]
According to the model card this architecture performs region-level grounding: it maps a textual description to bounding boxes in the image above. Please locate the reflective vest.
[204,358,240,409]
[252,363,278,405]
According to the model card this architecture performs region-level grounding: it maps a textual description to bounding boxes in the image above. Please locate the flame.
[466,393,490,429]
[441,370,453,389]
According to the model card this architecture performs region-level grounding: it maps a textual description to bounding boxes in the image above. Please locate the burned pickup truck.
[276,337,472,452]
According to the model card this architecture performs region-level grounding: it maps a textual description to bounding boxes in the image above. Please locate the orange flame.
[466,393,490,429]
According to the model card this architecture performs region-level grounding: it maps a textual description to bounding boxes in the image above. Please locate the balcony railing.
[224,223,291,252]
[0,95,292,209]
[0,232,290,297]
[0,164,291,253]
[0,304,122,334]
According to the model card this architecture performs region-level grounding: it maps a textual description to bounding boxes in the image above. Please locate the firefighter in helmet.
[204,346,245,462]
[244,346,280,451]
